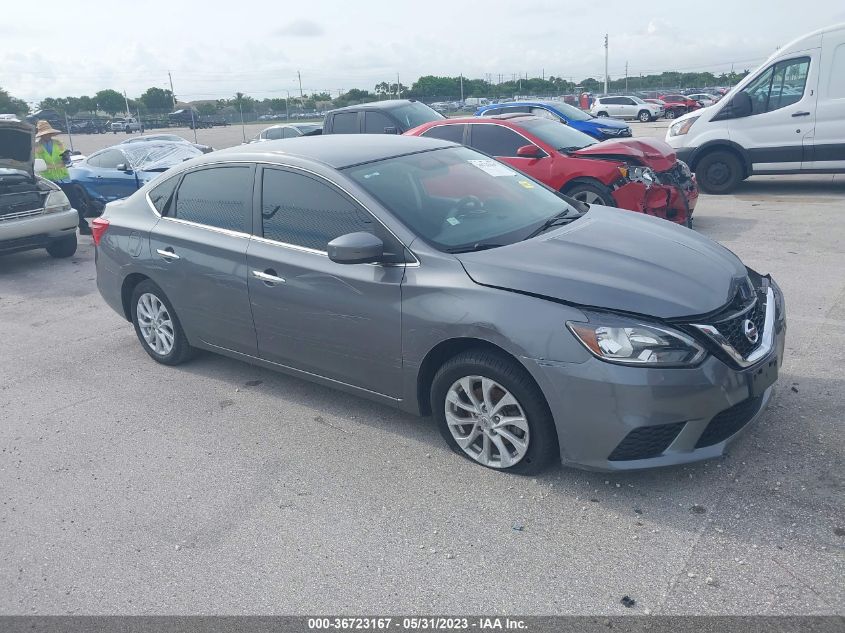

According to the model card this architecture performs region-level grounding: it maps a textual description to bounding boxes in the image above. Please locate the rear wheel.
[130,280,193,365]
[638,110,651,122]
[695,150,743,194]
[565,181,615,206]
[596,111,609,117]
[430,350,558,474]
[46,234,77,258]
[665,109,677,120]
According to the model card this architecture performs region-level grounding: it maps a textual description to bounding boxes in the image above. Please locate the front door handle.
[791,111,811,117]
[156,248,180,261]
[252,269,285,285]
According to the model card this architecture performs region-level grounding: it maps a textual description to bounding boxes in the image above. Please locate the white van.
[666,23,845,193]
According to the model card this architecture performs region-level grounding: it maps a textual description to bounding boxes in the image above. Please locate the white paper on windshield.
[468,159,517,177]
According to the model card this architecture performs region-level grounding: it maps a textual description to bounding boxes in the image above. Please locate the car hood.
[583,117,628,129]
[0,120,35,176]
[455,206,747,319]
[572,137,677,171]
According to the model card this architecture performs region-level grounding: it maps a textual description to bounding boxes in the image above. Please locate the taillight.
[91,217,110,246]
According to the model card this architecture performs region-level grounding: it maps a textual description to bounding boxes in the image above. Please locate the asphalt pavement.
[1,121,843,615]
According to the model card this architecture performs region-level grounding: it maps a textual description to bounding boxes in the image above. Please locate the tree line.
[2,68,750,119]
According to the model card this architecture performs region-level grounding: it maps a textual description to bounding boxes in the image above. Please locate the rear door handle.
[791,111,811,117]
[252,269,285,285]
[156,248,180,261]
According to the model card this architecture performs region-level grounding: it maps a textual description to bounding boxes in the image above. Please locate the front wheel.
[695,150,743,194]
[596,111,609,117]
[565,181,615,207]
[431,350,558,474]
[130,280,194,365]
[638,110,651,122]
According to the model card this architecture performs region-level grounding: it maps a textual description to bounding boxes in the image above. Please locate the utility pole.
[460,74,464,103]
[298,70,303,98]
[396,72,400,98]
[625,61,629,92]
[604,34,609,95]
[168,71,177,108]
[123,90,131,116]
[285,90,290,120]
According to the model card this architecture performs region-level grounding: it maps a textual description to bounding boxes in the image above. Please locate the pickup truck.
[322,99,443,135]
[110,117,144,133]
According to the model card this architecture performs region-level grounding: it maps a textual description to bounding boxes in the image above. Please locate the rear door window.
[331,112,359,134]
[420,124,465,143]
[172,166,253,233]
[148,175,179,214]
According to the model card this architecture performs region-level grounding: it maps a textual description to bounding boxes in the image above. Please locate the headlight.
[626,166,656,185]
[44,190,72,214]
[669,116,699,137]
[598,127,617,134]
[567,317,706,367]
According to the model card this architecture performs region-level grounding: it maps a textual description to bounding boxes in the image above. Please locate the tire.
[564,180,615,207]
[638,110,651,122]
[45,234,77,258]
[596,111,609,117]
[430,349,558,474]
[665,109,676,120]
[695,150,743,194]
[130,280,193,365]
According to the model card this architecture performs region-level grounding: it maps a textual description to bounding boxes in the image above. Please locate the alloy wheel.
[136,292,175,356]
[445,376,530,468]
[572,190,603,204]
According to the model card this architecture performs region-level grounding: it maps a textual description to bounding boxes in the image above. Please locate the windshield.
[551,102,593,121]
[516,118,597,151]
[344,146,577,252]
[388,102,445,129]
[123,142,202,172]
[630,96,645,104]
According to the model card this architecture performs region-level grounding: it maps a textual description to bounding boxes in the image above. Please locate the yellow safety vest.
[35,141,69,182]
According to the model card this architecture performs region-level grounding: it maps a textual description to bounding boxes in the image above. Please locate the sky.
[2,0,844,104]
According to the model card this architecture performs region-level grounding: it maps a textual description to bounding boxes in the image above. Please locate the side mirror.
[516,144,543,158]
[34,158,47,174]
[116,163,133,173]
[383,126,398,135]
[327,232,384,264]
[729,92,752,118]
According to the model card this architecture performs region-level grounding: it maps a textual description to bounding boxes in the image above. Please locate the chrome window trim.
[144,159,420,266]
[692,287,775,368]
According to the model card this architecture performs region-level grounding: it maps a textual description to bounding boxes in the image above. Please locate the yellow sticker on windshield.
[518,180,535,189]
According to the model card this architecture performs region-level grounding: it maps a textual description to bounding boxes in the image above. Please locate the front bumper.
[526,285,786,471]
[611,179,699,225]
[0,208,79,253]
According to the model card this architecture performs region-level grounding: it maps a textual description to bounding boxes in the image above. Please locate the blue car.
[475,101,632,140]
[68,141,202,215]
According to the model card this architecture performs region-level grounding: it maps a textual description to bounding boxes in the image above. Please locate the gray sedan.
[93,135,786,473]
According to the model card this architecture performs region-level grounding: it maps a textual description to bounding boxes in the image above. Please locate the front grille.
[0,191,42,218]
[0,208,44,222]
[608,422,686,461]
[657,161,694,189]
[712,299,765,358]
[695,396,764,448]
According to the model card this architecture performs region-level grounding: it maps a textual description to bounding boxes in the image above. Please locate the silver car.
[94,135,786,473]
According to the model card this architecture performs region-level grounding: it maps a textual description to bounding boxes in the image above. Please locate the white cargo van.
[666,23,845,193]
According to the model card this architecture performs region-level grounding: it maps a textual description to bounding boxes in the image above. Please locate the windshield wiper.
[523,209,582,240]
[447,242,506,254]
[558,146,586,153]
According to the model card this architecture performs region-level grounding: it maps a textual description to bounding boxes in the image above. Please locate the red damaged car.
[405,114,698,226]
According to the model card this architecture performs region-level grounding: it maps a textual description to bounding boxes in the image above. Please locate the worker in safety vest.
[34,120,91,235]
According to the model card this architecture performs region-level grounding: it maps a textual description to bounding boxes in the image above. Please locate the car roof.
[419,114,545,127]
[206,134,455,169]
[328,99,420,113]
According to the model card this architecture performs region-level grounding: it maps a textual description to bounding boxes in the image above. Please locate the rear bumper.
[0,209,78,253]
[612,179,699,225]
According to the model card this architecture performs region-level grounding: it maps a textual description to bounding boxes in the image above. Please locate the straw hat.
[35,120,62,140]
